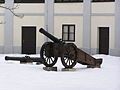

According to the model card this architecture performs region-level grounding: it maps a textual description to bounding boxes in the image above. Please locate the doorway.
[22,26,36,54]
[99,27,109,55]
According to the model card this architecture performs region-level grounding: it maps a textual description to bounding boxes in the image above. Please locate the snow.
[0,54,120,90]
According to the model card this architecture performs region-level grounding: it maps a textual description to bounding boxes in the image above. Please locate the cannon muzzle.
[39,28,62,43]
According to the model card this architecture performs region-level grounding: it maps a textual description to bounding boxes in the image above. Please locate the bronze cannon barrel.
[5,56,43,63]
[39,28,62,43]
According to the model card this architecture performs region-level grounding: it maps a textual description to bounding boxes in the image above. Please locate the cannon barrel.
[5,56,43,63]
[39,28,62,43]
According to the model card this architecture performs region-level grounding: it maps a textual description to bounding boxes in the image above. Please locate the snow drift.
[0,54,120,90]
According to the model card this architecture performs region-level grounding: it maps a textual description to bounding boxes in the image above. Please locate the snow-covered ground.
[0,54,120,90]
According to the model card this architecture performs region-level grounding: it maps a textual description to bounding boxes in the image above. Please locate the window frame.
[55,0,83,3]
[55,0,115,3]
[0,0,5,3]
[62,24,75,42]
[0,0,115,3]
[14,0,45,3]
[92,0,114,2]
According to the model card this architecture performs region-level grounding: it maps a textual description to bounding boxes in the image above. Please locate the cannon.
[39,28,102,68]
[5,56,43,64]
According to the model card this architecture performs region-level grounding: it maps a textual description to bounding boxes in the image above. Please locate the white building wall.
[0,4,4,13]
[91,16,115,49]
[0,4,4,53]
[13,4,45,53]
[0,16,4,46]
[54,16,83,48]
[14,16,45,46]
[14,4,44,13]
[54,3,83,13]
[54,2,115,55]
[92,2,115,13]
[54,3,83,48]
[91,2,115,54]
[0,2,118,55]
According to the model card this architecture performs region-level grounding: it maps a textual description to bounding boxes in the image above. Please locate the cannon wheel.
[61,43,77,68]
[40,42,58,67]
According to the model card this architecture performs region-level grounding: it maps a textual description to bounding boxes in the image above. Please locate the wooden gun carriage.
[39,28,102,68]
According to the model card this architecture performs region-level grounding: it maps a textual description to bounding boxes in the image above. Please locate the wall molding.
[92,13,114,16]
[0,13,115,17]
[13,13,44,16]
[0,13,4,16]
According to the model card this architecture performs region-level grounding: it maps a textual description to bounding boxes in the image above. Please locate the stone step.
[43,67,57,71]
[61,68,76,71]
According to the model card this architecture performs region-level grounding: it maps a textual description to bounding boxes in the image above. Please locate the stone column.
[83,0,91,54]
[45,0,54,41]
[115,0,120,56]
[4,0,14,53]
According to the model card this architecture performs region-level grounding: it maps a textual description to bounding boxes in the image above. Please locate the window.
[55,0,114,3]
[92,0,114,2]
[55,0,83,3]
[0,0,115,3]
[62,24,75,42]
[14,0,45,3]
[0,0,5,3]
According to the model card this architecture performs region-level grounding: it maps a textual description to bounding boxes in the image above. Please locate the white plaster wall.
[92,2,115,13]
[4,2,116,53]
[14,4,44,13]
[13,16,45,48]
[91,16,115,49]
[13,3,45,49]
[55,2,114,14]
[54,3,83,13]
[0,16,4,46]
[0,4,5,13]
[54,16,83,48]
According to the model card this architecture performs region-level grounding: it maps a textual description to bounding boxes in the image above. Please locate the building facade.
[0,0,120,56]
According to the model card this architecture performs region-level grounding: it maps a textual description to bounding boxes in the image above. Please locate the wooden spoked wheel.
[61,43,77,68]
[40,42,58,67]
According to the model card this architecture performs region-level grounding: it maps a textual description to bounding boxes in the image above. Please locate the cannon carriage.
[39,28,102,68]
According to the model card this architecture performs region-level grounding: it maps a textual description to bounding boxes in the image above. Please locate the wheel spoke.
[71,60,74,63]
[46,58,49,63]
[50,57,54,62]
[49,58,53,64]
[48,58,50,64]
[66,59,69,64]
[64,58,73,66]
[68,59,71,65]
